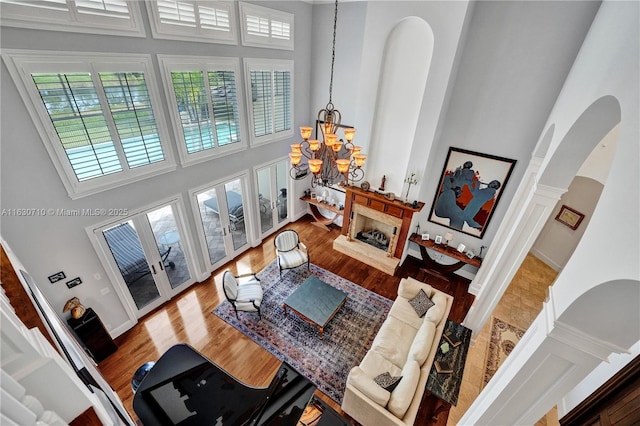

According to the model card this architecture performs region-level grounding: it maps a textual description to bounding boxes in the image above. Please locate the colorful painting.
[428,147,516,238]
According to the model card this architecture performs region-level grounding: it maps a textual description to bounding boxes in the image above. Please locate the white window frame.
[0,0,146,37]
[158,55,248,167]
[243,58,294,146]
[1,49,176,200]
[145,0,238,45]
[239,2,294,51]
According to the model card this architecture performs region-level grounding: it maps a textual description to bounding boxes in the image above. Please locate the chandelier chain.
[328,0,338,105]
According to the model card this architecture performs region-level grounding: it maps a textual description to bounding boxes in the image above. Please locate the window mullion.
[92,69,129,171]
[270,69,276,135]
[203,67,219,148]
[66,0,81,23]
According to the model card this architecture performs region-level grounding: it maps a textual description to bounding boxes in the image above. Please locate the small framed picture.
[457,243,466,253]
[48,271,66,284]
[466,250,475,259]
[310,191,317,199]
[555,204,585,230]
[435,235,443,244]
[421,233,430,241]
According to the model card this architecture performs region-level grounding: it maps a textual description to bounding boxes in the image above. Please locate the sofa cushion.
[346,366,391,407]
[408,289,435,317]
[387,360,421,419]
[388,297,426,329]
[425,292,448,325]
[397,277,435,300]
[373,372,402,392]
[371,317,417,368]
[408,320,437,366]
[360,350,402,378]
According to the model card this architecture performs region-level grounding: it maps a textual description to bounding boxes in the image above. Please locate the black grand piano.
[132,344,350,426]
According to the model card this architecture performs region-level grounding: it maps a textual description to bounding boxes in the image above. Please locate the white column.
[464,162,565,336]
[458,293,629,425]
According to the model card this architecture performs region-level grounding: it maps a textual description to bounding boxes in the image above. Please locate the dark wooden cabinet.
[67,308,116,363]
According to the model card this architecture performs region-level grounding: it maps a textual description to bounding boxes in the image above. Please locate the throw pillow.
[408,289,435,317]
[373,372,402,392]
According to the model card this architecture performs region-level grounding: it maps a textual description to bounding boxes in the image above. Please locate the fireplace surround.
[333,186,423,275]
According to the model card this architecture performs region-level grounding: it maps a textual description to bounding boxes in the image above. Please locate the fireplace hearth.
[333,187,424,275]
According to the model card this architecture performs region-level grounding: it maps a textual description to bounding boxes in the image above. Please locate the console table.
[426,320,472,421]
[301,195,344,231]
[409,233,482,274]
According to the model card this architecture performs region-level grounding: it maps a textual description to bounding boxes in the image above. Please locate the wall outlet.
[100,287,110,296]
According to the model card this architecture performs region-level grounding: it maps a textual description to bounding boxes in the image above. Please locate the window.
[239,2,294,50]
[244,59,293,146]
[2,50,175,199]
[146,0,237,44]
[158,55,247,166]
[0,0,145,37]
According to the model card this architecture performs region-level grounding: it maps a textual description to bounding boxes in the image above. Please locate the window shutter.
[0,0,144,36]
[98,72,164,168]
[239,2,293,50]
[244,59,293,145]
[32,72,123,181]
[161,56,246,165]
[148,0,237,44]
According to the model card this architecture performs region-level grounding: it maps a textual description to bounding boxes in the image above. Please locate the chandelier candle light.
[289,0,366,188]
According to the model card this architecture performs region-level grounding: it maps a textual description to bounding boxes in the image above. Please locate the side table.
[67,308,117,363]
[425,320,472,421]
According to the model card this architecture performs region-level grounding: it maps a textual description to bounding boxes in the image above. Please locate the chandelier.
[289,0,366,188]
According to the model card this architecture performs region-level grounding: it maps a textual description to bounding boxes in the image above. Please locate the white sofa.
[341,277,453,426]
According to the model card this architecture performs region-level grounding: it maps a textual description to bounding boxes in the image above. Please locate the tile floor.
[447,253,560,426]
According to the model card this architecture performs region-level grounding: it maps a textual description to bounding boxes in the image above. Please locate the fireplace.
[333,187,423,275]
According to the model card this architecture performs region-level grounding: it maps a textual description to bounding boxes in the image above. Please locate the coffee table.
[283,275,347,338]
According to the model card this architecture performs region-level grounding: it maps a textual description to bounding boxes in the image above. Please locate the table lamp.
[444,232,454,246]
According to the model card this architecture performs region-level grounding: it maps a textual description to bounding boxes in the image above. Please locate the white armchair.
[221,270,263,319]
[274,230,309,277]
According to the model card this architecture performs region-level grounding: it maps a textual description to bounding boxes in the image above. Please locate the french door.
[193,175,250,272]
[256,158,289,237]
[95,201,195,318]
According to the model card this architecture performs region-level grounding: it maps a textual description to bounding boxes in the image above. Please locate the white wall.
[414,0,601,258]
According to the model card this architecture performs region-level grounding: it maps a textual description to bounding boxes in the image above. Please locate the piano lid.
[132,343,315,426]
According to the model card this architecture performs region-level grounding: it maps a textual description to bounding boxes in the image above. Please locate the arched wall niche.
[366,16,434,196]
[538,95,621,188]
[556,279,640,350]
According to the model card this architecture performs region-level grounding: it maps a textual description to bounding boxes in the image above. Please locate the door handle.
[151,264,156,274]
[222,227,227,236]
[158,261,164,271]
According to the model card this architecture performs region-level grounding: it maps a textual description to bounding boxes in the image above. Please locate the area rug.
[483,316,526,386]
[213,261,393,404]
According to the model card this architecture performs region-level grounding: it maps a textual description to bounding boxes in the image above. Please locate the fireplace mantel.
[333,186,424,275]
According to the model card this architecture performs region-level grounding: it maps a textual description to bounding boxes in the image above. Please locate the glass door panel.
[225,180,247,250]
[103,221,161,310]
[196,188,227,266]
[147,205,191,290]
[275,161,288,223]
[257,167,274,234]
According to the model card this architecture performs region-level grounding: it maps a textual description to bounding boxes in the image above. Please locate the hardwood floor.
[97,216,476,425]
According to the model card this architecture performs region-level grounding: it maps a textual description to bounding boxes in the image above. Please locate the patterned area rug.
[213,261,393,404]
[483,316,526,386]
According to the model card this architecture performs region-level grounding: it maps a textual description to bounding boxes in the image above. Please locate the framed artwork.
[555,205,585,230]
[428,147,517,238]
